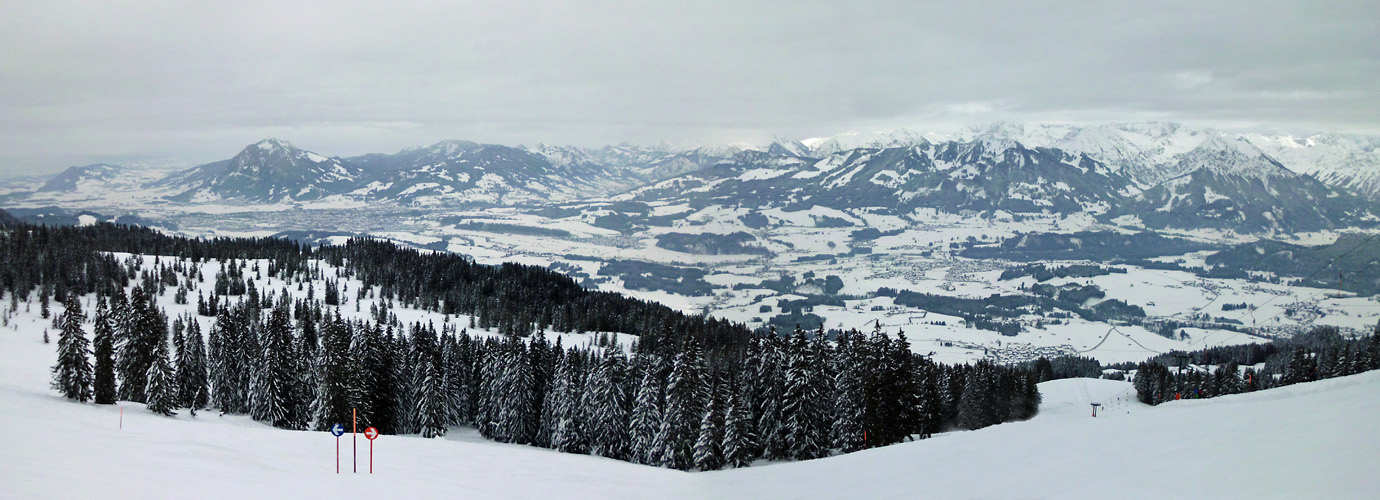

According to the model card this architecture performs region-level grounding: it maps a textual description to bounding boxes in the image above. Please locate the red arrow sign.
[364,427,379,441]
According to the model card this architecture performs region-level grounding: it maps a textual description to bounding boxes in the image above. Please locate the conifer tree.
[252,302,304,429]
[831,329,865,451]
[957,363,998,430]
[117,287,161,402]
[176,317,210,411]
[693,392,725,471]
[721,381,757,468]
[755,335,787,459]
[656,346,703,470]
[416,357,448,438]
[92,297,118,405]
[314,313,353,431]
[628,356,664,465]
[551,351,587,453]
[145,335,177,416]
[781,326,823,460]
[52,294,93,402]
[586,346,628,459]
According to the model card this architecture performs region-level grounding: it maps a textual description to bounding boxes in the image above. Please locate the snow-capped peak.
[253,138,296,152]
[1176,135,1294,179]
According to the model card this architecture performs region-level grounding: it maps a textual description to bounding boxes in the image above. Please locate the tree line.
[1132,325,1380,405]
[22,222,1045,470]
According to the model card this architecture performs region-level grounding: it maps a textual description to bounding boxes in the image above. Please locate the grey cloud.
[1,0,1376,175]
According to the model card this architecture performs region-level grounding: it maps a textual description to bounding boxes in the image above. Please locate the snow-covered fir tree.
[251,300,305,429]
[628,355,664,465]
[314,312,354,431]
[91,297,118,405]
[51,294,93,402]
[693,385,725,471]
[721,377,757,468]
[145,334,177,416]
[583,345,628,459]
[176,315,210,411]
[656,345,704,470]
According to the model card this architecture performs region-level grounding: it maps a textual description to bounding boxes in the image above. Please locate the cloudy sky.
[1,0,1376,175]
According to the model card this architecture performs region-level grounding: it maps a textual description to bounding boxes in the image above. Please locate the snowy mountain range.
[802,122,1380,197]
[3,123,1377,233]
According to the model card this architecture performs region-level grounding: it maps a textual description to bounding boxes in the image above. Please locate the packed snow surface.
[3,299,1378,499]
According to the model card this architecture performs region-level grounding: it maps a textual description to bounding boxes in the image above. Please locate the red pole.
[370,439,374,474]
[119,406,123,429]
[352,408,358,473]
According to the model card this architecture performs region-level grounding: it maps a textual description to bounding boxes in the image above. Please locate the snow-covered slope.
[5,293,1378,499]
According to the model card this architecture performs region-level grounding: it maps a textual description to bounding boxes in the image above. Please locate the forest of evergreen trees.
[1132,325,1380,405]
[10,221,1043,470]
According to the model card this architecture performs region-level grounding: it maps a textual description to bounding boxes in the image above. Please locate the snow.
[736,168,791,181]
[4,297,1378,499]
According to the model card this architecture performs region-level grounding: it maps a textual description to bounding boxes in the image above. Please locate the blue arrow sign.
[330,423,345,437]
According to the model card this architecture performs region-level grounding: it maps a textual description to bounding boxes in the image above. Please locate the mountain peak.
[1179,135,1293,179]
[251,138,297,152]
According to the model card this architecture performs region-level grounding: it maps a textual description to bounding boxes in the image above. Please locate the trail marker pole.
[330,423,346,473]
[119,406,123,429]
[352,408,358,473]
[364,427,379,474]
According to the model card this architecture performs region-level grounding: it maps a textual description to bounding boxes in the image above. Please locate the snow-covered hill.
[4,302,1377,499]
[347,140,634,206]
[150,139,366,203]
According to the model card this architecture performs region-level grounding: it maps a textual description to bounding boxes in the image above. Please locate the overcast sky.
[1,0,1376,175]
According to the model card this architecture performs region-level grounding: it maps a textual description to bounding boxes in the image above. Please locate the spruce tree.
[176,317,210,411]
[721,381,757,468]
[416,357,448,438]
[551,350,587,453]
[957,363,998,430]
[781,326,823,460]
[586,346,628,459]
[693,394,725,471]
[92,297,118,405]
[628,356,664,465]
[656,346,704,470]
[756,335,787,459]
[252,301,304,429]
[314,313,353,431]
[831,329,865,451]
[145,335,177,416]
[52,294,93,402]
[116,287,151,402]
